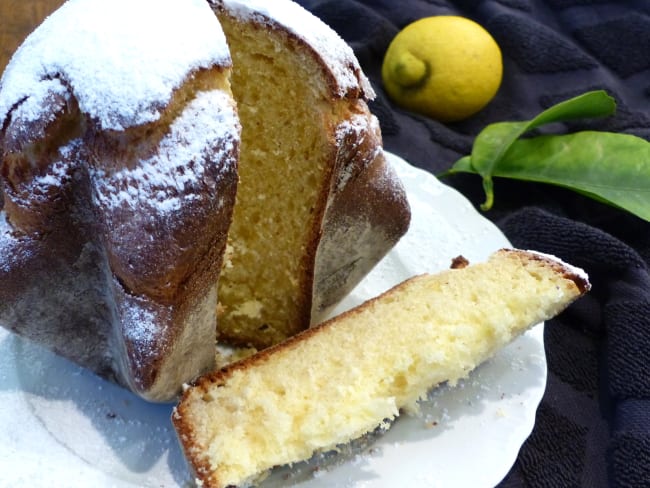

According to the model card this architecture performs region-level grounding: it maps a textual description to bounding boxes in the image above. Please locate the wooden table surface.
[1,0,66,74]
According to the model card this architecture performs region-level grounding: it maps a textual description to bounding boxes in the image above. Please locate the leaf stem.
[480,177,494,211]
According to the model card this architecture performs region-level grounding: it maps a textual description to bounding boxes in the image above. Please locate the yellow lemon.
[382,16,503,122]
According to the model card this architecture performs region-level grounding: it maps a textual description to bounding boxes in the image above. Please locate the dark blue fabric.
[296,1,650,486]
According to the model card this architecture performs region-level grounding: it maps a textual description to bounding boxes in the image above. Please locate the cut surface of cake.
[173,249,590,488]
[0,0,240,402]
[210,0,411,348]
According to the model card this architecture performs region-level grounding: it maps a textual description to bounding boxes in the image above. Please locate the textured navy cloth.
[295,1,650,486]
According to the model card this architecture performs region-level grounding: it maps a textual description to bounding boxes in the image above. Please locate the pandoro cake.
[0,0,410,401]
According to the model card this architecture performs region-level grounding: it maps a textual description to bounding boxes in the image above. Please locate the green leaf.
[483,131,650,221]
[470,90,616,176]
[451,90,617,209]
[438,155,471,178]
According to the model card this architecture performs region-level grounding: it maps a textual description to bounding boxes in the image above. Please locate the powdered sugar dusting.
[120,294,171,370]
[122,302,162,352]
[525,249,590,283]
[0,223,37,274]
[29,160,71,193]
[91,89,239,214]
[0,158,72,272]
[0,213,15,272]
[9,78,69,124]
[334,114,383,190]
[218,0,375,99]
[0,0,230,131]
[371,152,406,197]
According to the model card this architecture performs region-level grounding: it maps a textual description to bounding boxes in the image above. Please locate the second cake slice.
[173,249,590,488]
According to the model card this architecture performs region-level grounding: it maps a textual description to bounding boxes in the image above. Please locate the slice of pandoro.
[173,249,590,488]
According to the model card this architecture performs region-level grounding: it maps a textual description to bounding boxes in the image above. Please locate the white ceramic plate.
[0,152,546,488]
